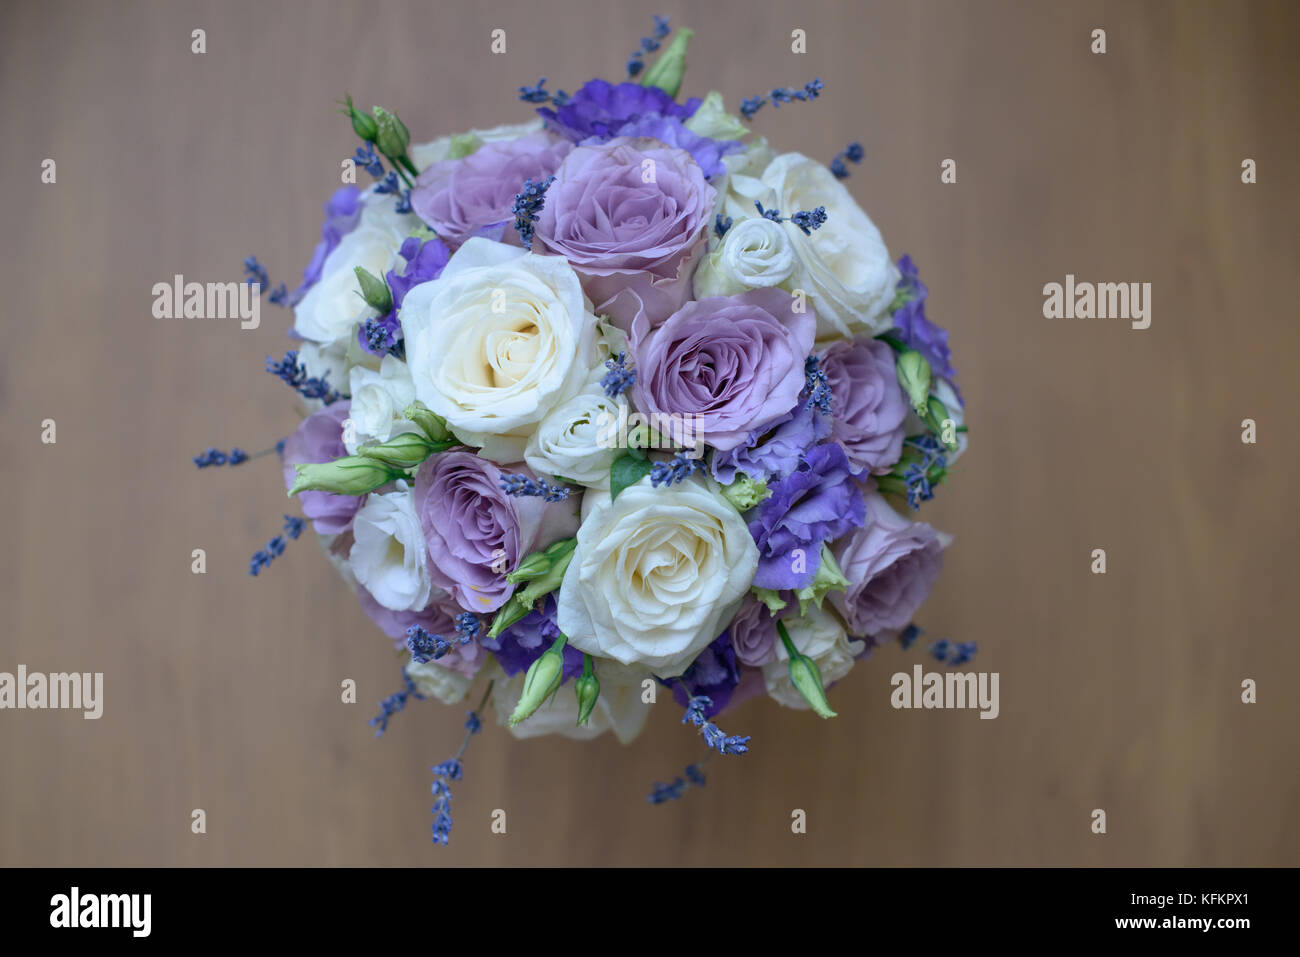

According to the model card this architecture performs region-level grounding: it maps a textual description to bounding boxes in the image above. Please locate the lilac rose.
[281,401,361,535]
[355,587,483,677]
[728,597,778,667]
[412,451,578,614]
[534,137,715,328]
[747,442,866,590]
[830,492,944,637]
[410,132,572,249]
[632,288,815,452]
[821,337,908,475]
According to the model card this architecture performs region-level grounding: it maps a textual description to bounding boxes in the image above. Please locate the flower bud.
[510,633,567,726]
[574,656,599,726]
[357,431,444,469]
[640,27,694,99]
[287,456,403,497]
[402,401,450,442]
[487,594,531,639]
[720,474,771,512]
[354,266,393,314]
[371,106,410,159]
[341,94,377,142]
[924,395,959,452]
[793,544,850,614]
[506,538,576,587]
[895,349,932,417]
[776,620,837,719]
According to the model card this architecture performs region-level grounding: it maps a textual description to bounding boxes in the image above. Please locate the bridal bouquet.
[203,18,969,841]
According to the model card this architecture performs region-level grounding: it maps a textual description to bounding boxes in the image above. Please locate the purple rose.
[748,442,866,590]
[891,255,959,394]
[821,337,908,475]
[534,137,715,328]
[412,451,577,613]
[830,492,943,637]
[281,401,361,535]
[292,186,362,304]
[356,587,484,677]
[710,401,832,484]
[410,132,572,249]
[538,79,700,141]
[728,597,778,667]
[479,595,585,681]
[632,288,815,452]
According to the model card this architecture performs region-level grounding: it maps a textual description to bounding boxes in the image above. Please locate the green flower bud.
[752,587,787,614]
[794,544,850,615]
[510,633,567,726]
[682,90,749,142]
[721,474,771,512]
[447,131,482,160]
[356,431,446,469]
[402,401,450,443]
[776,620,837,719]
[924,395,959,452]
[640,27,694,99]
[487,593,531,639]
[340,94,377,142]
[506,538,576,587]
[287,456,403,497]
[353,266,393,314]
[371,106,410,160]
[574,655,599,726]
[895,349,932,416]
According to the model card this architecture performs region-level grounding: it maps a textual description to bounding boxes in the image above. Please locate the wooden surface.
[1,0,1297,866]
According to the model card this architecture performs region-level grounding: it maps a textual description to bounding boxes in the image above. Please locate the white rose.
[400,237,597,462]
[524,368,627,488]
[409,120,544,170]
[711,137,776,223]
[693,216,795,298]
[292,198,410,345]
[348,486,433,612]
[557,476,758,677]
[491,658,652,743]
[762,605,865,709]
[406,656,472,705]
[345,355,418,452]
[758,152,899,341]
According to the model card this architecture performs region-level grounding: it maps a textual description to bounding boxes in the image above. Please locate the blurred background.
[2,0,1297,866]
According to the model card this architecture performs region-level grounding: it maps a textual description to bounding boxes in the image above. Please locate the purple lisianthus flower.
[610,114,742,180]
[728,597,778,667]
[356,588,483,677]
[710,400,832,484]
[538,78,700,140]
[412,451,578,614]
[669,631,741,716]
[291,186,363,304]
[830,491,944,638]
[357,234,450,355]
[410,132,572,249]
[633,288,815,452]
[820,337,908,475]
[747,442,866,590]
[479,595,584,681]
[891,255,959,392]
[534,137,715,328]
[281,401,362,535]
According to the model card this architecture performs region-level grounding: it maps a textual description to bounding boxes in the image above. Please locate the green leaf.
[610,453,653,501]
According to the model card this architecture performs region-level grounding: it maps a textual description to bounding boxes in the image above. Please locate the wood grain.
[1,0,1297,866]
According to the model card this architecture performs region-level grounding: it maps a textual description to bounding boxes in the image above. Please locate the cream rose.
[400,237,597,462]
[407,655,472,705]
[524,368,627,488]
[693,216,796,298]
[762,605,865,709]
[758,152,899,341]
[348,485,434,612]
[345,355,418,452]
[557,476,758,677]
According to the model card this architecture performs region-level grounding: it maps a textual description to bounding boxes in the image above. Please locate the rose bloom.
[762,605,864,710]
[349,486,435,613]
[692,216,795,298]
[281,401,362,535]
[534,137,715,329]
[820,337,909,475]
[830,492,944,637]
[523,367,627,488]
[728,596,779,667]
[758,152,899,341]
[346,354,417,451]
[631,287,815,452]
[557,477,758,677]
[410,131,572,249]
[399,237,598,462]
[413,450,578,614]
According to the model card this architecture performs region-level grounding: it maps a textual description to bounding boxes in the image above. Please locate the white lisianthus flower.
[348,485,433,612]
[406,656,472,705]
[693,216,796,298]
[758,151,899,341]
[345,355,418,452]
[492,658,652,743]
[557,476,758,677]
[762,605,865,710]
[400,237,597,462]
[293,198,411,345]
[524,368,627,488]
[903,377,967,466]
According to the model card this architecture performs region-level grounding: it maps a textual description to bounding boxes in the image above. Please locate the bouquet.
[201,18,969,842]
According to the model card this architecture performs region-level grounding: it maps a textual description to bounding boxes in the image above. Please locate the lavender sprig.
[626,14,672,78]
[430,683,492,846]
[739,78,824,121]
[370,667,425,737]
[518,77,568,106]
[499,472,570,502]
[247,516,305,576]
[754,201,828,236]
[511,176,555,249]
[601,352,637,398]
[650,453,703,488]
[830,141,865,179]
[682,695,750,755]
[265,349,342,405]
